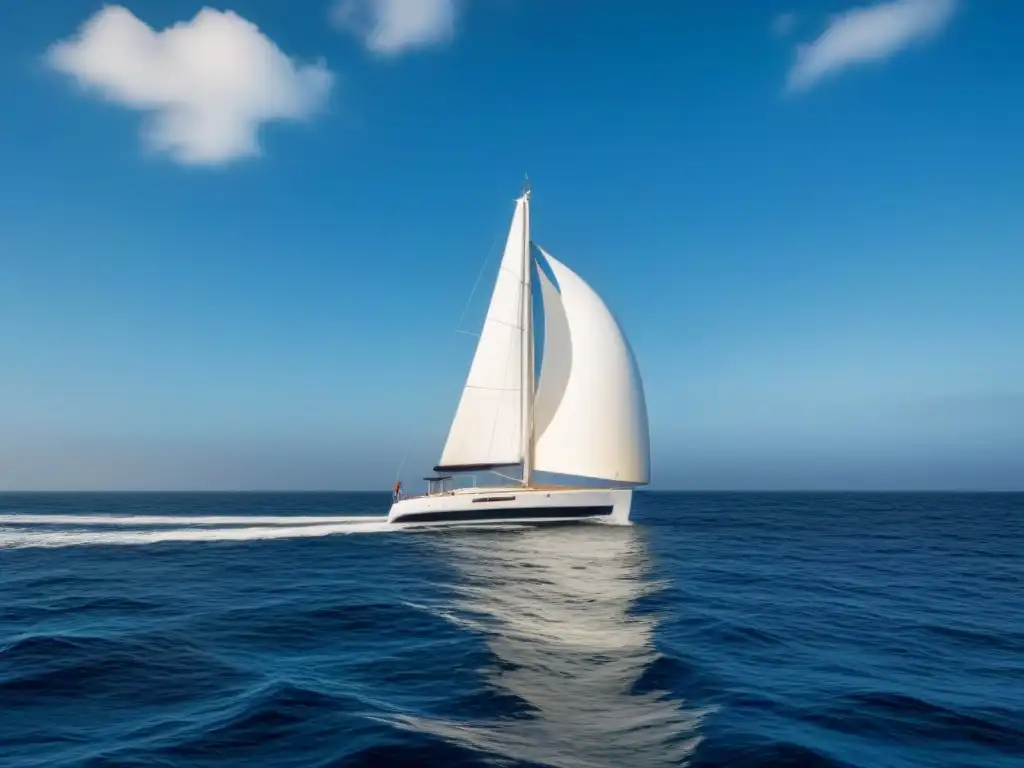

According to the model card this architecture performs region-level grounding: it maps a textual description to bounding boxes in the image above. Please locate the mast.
[521,178,534,487]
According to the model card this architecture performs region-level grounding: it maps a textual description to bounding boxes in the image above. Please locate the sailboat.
[387,183,649,527]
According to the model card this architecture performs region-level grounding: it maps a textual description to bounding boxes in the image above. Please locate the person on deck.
[393,481,403,502]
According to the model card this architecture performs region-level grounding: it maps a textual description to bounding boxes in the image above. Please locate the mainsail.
[436,194,530,471]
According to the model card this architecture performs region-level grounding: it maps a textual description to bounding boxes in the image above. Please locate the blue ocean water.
[1,492,1021,768]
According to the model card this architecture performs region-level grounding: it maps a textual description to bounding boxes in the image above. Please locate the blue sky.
[1,0,1021,490]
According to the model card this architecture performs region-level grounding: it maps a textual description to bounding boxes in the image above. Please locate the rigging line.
[392,211,508,484]
[456,226,505,333]
[482,316,522,330]
[490,469,521,484]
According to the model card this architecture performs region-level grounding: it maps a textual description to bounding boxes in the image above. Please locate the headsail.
[531,247,650,485]
[532,256,571,442]
[436,194,530,471]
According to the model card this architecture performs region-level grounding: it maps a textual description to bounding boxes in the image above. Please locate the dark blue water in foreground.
[1,492,1021,768]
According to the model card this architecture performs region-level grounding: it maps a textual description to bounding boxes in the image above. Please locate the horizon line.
[1,489,1021,495]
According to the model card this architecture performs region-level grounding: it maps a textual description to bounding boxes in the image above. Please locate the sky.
[1,0,1022,491]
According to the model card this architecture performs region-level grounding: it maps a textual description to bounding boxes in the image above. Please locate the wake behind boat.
[388,183,650,528]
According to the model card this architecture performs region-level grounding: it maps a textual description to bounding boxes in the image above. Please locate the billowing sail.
[437,195,529,470]
[532,259,571,442]
[531,247,650,484]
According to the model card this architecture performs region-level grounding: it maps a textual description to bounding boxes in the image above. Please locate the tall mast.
[520,179,534,487]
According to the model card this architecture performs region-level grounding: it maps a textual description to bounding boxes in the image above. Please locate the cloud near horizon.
[787,0,957,92]
[331,0,458,55]
[47,6,334,165]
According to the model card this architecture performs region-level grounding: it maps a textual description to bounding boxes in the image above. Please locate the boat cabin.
[423,475,454,496]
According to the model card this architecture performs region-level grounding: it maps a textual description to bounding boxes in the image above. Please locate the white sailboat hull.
[386,487,633,528]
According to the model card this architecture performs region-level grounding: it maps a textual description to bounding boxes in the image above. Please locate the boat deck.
[395,484,595,503]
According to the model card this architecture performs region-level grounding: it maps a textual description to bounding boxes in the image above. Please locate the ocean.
[0,492,1021,768]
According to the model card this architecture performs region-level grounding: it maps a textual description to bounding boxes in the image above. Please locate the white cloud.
[787,0,956,92]
[331,0,457,55]
[772,12,799,38]
[47,6,334,165]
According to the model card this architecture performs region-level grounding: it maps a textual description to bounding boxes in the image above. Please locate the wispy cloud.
[786,0,957,92]
[331,0,458,55]
[47,6,334,165]
[772,12,799,38]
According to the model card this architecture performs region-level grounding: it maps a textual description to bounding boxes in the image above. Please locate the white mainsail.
[437,194,530,470]
[531,247,650,485]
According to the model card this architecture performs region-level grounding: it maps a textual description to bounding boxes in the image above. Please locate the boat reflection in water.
[394,524,712,767]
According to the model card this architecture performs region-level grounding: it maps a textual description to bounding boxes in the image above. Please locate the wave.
[691,739,854,768]
[0,514,381,526]
[809,691,1024,751]
[0,518,393,549]
[0,632,250,708]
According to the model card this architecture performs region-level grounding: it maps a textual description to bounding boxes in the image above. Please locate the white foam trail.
[0,514,379,526]
[0,518,394,549]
